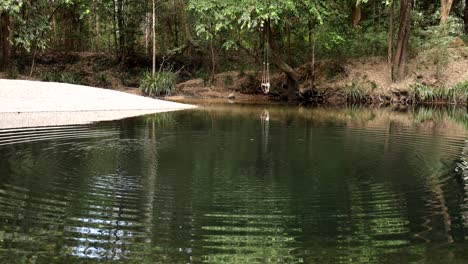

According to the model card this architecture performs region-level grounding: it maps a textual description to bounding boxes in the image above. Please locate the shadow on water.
[0,105,467,263]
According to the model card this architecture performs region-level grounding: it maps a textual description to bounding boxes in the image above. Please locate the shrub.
[345,81,368,102]
[41,70,81,84]
[99,73,110,86]
[239,74,258,93]
[238,66,246,77]
[120,70,140,87]
[412,84,436,102]
[196,70,211,87]
[224,75,234,86]
[412,82,468,104]
[325,62,347,80]
[414,17,464,78]
[139,69,177,97]
[451,82,468,103]
[5,63,19,79]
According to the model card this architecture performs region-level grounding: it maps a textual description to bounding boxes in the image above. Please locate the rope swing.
[261,24,271,94]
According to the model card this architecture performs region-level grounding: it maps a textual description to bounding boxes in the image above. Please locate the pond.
[0,105,467,263]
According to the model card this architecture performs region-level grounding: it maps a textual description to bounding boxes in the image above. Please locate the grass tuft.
[412,82,468,104]
[345,81,368,102]
[139,69,177,97]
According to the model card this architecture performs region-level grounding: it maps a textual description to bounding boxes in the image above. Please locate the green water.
[0,105,467,263]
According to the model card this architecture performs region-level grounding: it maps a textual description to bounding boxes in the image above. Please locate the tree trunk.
[388,0,394,79]
[465,0,468,33]
[266,20,300,99]
[287,24,292,65]
[310,29,316,89]
[393,0,412,81]
[29,45,37,77]
[52,15,57,47]
[116,0,126,61]
[1,13,11,68]
[113,0,119,56]
[353,1,362,28]
[95,13,100,51]
[174,1,180,49]
[179,0,200,50]
[145,13,149,54]
[152,0,156,77]
[210,34,216,83]
[440,0,454,24]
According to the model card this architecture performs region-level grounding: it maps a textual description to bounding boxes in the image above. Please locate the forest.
[0,0,467,102]
[1,2,468,263]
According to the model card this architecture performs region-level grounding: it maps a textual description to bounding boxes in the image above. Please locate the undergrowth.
[139,69,177,97]
[412,82,468,104]
[41,70,82,84]
[345,80,369,102]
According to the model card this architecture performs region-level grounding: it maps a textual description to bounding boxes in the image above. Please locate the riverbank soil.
[173,46,468,104]
[0,45,467,104]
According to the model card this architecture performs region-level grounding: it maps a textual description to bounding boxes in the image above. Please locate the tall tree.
[388,0,395,79]
[440,0,454,23]
[0,12,10,67]
[353,1,362,28]
[393,0,412,81]
[152,0,156,77]
[464,0,468,33]
[189,0,326,98]
[0,0,21,67]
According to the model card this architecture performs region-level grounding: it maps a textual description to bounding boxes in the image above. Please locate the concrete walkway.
[0,79,196,128]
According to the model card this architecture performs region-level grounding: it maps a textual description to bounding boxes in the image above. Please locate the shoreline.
[0,79,196,129]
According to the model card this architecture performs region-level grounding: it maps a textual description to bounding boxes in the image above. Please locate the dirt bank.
[172,46,468,105]
[1,47,467,105]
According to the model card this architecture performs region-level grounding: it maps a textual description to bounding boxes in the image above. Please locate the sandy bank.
[0,79,196,128]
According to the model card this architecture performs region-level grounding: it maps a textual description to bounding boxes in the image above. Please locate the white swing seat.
[261,82,270,94]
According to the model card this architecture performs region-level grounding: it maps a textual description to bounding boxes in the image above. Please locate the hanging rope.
[261,24,271,94]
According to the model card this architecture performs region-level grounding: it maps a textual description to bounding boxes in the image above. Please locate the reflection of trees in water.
[413,106,468,131]
[143,110,301,263]
[0,118,174,262]
[457,141,468,229]
[1,107,467,263]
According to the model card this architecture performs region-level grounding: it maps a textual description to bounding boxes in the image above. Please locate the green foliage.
[412,82,468,104]
[461,35,468,43]
[5,62,19,79]
[4,1,75,53]
[99,73,110,86]
[239,74,258,93]
[414,16,465,77]
[239,68,246,77]
[0,0,23,14]
[451,82,468,103]
[189,0,326,33]
[196,70,211,87]
[224,75,234,86]
[13,12,50,53]
[345,81,368,102]
[188,0,328,64]
[370,81,378,91]
[412,84,436,102]
[140,70,177,97]
[41,70,82,84]
[324,62,346,80]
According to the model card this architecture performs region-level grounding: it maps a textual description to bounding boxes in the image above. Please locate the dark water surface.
[0,105,467,263]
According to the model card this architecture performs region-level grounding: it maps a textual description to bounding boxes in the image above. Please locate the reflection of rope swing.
[260,109,270,154]
[260,109,270,122]
[261,25,271,94]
